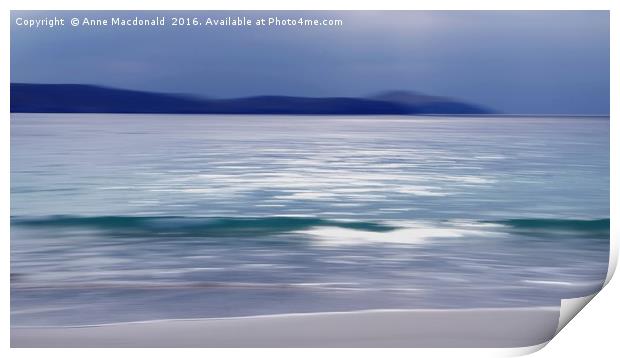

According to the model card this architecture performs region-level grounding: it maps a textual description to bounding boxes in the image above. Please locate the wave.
[12,215,609,241]
[492,219,610,245]
[491,218,609,230]
[11,215,397,238]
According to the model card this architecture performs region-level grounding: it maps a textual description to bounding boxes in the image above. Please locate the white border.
[3,1,617,357]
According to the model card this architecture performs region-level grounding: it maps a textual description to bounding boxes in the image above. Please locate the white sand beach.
[11,307,560,348]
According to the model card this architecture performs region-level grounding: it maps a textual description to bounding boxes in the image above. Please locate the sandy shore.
[11,308,560,348]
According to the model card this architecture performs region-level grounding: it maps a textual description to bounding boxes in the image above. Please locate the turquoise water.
[11,114,609,326]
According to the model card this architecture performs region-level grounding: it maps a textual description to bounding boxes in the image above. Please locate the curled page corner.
[505,341,550,357]
[604,226,618,286]
[508,295,598,356]
[543,222,618,348]
[555,293,596,336]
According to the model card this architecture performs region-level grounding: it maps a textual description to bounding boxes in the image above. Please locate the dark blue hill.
[11,84,494,115]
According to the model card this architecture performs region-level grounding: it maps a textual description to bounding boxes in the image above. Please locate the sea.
[11,114,609,326]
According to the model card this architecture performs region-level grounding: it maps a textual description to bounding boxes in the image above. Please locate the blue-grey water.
[11,114,609,326]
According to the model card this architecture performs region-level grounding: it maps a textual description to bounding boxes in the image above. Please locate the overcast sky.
[11,11,609,114]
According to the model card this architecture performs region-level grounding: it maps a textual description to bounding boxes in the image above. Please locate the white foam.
[300,225,463,247]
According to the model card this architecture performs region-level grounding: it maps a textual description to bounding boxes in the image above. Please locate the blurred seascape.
[11,114,609,326]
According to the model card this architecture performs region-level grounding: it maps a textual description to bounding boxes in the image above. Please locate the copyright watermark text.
[14,15,344,29]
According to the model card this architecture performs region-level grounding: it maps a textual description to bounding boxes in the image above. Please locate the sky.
[11,11,610,115]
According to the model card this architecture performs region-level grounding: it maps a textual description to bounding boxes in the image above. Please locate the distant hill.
[10,83,494,115]
[371,90,492,115]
